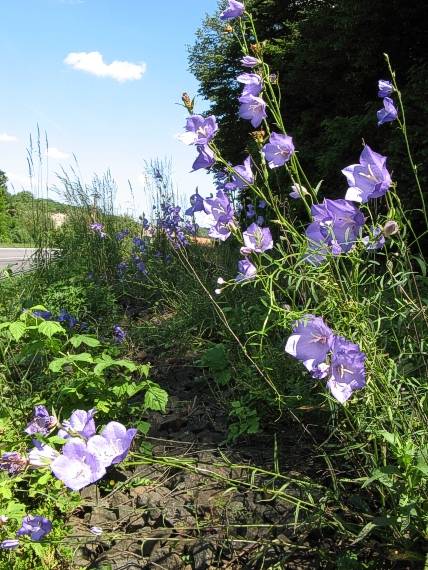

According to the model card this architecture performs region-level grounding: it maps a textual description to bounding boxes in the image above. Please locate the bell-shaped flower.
[285,314,334,371]
[377,97,398,125]
[343,145,392,203]
[16,515,52,541]
[241,55,260,68]
[185,189,205,217]
[237,73,263,96]
[242,223,273,253]
[192,145,215,171]
[326,336,366,403]
[88,421,137,466]
[238,94,267,128]
[262,133,295,168]
[231,156,254,189]
[58,408,97,440]
[220,0,245,20]
[24,405,57,436]
[178,115,218,145]
[235,258,257,282]
[378,79,394,98]
[28,442,59,468]
[0,539,19,550]
[50,438,106,491]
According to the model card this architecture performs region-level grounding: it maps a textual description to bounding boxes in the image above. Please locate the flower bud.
[214,288,222,295]
[181,92,194,113]
[250,129,266,144]
[217,277,225,285]
[383,220,399,236]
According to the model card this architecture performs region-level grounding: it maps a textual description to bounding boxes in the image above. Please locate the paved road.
[0,248,38,273]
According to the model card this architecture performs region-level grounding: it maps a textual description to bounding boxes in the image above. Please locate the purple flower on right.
[262,132,295,169]
[220,0,245,20]
[342,145,392,203]
[326,336,366,404]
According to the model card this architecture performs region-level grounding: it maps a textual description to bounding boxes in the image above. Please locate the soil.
[67,357,424,570]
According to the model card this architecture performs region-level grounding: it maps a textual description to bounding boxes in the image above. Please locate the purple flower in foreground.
[17,515,52,541]
[377,96,398,125]
[241,55,260,68]
[326,336,366,403]
[362,226,385,250]
[58,409,96,440]
[204,189,235,242]
[343,145,392,203]
[220,0,245,21]
[378,79,394,98]
[113,325,126,343]
[237,73,263,96]
[28,442,59,468]
[185,190,205,217]
[87,421,137,466]
[231,156,254,189]
[242,223,273,253]
[179,115,218,145]
[25,405,56,436]
[262,132,295,168]
[0,452,28,475]
[235,258,257,282]
[192,145,215,171]
[0,539,19,550]
[51,438,106,491]
[285,315,334,372]
[238,94,267,128]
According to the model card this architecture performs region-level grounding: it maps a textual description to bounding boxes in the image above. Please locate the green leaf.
[38,320,66,338]
[362,466,400,489]
[49,352,93,372]
[69,334,101,348]
[9,321,26,341]
[415,448,428,476]
[144,382,168,412]
[378,430,400,447]
[200,343,229,371]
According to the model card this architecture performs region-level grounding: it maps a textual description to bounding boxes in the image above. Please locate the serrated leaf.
[69,334,101,348]
[362,465,400,489]
[9,321,26,341]
[38,320,66,338]
[144,382,168,412]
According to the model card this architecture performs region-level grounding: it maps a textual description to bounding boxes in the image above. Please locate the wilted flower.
[343,145,392,203]
[327,336,366,403]
[178,115,218,145]
[290,184,309,199]
[17,515,52,541]
[220,0,245,21]
[241,55,260,68]
[237,73,263,96]
[192,145,215,171]
[377,96,398,125]
[378,79,394,98]
[238,94,267,128]
[58,409,96,440]
[25,405,56,436]
[235,258,257,282]
[285,315,334,373]
[0,452,28,475]
[241,223,273,253]
[113,325,126,343]
[262,132,294,168]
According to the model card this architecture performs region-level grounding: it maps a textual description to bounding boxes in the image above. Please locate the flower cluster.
[32,308,83,331]
[178,114,217,172]
[285,315,366,403]
[376,79,397,125]
[203,190,235,241]
[89,222,107,239]
[1,407,137,492]
[0,515,52,550]
[237,72,266,128]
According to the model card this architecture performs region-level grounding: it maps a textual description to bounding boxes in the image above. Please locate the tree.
[0,170,10,241]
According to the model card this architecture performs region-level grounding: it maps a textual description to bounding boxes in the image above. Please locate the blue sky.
[0,0,219,216]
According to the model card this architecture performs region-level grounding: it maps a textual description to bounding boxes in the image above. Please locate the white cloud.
[6,172,33,187]
[0,133,18,143]
[46,147,70,160]
[64,51,147,82]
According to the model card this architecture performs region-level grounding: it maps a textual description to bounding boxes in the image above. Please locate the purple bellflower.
[89,222,106,238]
[378,79,394,98]
[342,145,392,203]
[51,438,106,491]
[58,409,96,440]
[204,190,235,241]
[377,97,398,125]
[285,315,334,373]
[17,515,52,541]
[326,336,366,403]
[220,0,245,20]
[238,94,267,128]
[241,223,273,253]
[113,325,126,343]
[32,310,53,320]
[185,190,205,217]
[237,73,263,97]
[231,156,254,189]
[25,405,57,436]
[241,55,260,68]
[28,442,59,468]
[235,258,257,282]
[179,115,218,145]
[88,421,137,466]
[192,145,215,171]
[262,132,295,168]
[0,539,19,550]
